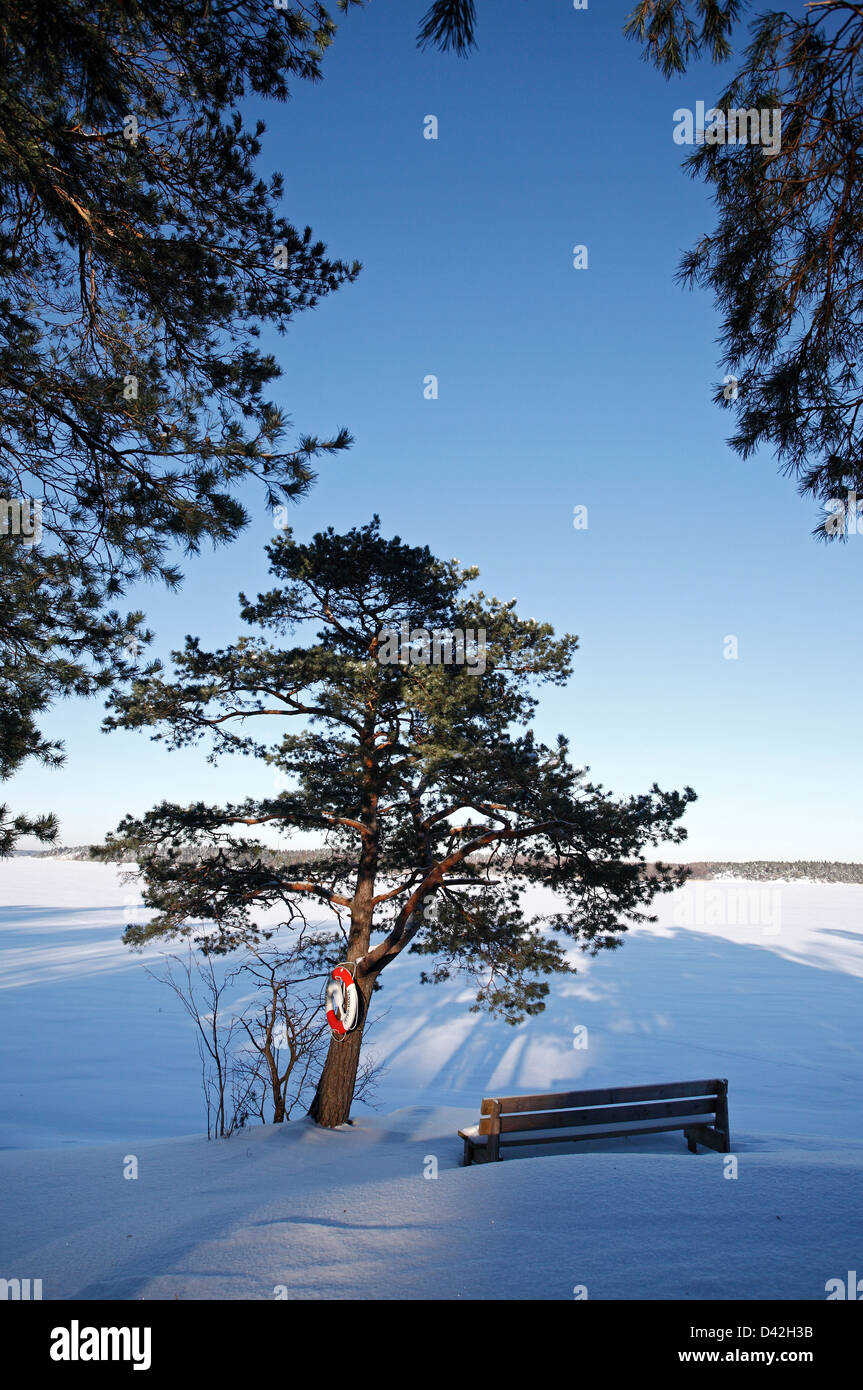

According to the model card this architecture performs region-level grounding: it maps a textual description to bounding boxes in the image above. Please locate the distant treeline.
[31,845,332,865]
[682,861,863,884]
[21,848,863,884]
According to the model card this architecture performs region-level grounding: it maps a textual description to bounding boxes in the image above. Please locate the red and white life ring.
[325,963,359,1039]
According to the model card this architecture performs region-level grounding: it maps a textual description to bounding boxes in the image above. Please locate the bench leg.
[462,1138,473,1167]
[685,1129,698,1154]
[715,1082,732,1152]
[691,1124,728,1154]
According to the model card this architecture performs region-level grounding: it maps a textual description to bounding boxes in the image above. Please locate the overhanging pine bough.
[99,520,695,1128]
[624,0,863,537]
[0,0,362,848]
[422,1,863,537]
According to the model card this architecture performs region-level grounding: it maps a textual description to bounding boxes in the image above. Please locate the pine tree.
[0,0,361,848]
[627,1,863,537]
[98,519,695,1127]
[424,0,863,537]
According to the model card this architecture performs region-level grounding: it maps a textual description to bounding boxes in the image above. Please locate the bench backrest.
[478,1078,728,1138]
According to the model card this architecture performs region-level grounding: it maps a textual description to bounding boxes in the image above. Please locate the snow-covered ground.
[1,859,861,1299]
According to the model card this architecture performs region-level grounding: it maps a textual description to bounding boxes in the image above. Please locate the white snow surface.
[1,860,862,1300]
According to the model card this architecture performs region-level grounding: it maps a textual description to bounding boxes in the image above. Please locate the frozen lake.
[1,859,862,1151]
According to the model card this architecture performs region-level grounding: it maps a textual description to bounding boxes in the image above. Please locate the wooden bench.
[458,1078,731,1164]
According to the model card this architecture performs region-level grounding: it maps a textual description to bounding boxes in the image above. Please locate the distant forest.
[682,861,863,883]
[17,847,863,884]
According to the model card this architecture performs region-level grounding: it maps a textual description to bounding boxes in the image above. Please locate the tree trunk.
[307,973,374,1127]
[310,719,380,1128]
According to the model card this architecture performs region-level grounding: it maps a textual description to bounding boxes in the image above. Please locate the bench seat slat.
[487,1096,717,1135]
[463,1116,724,1147]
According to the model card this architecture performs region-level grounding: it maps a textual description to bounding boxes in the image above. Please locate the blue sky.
[10,0,861,860]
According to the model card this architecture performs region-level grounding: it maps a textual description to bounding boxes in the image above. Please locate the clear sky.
[10,0,861,861]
